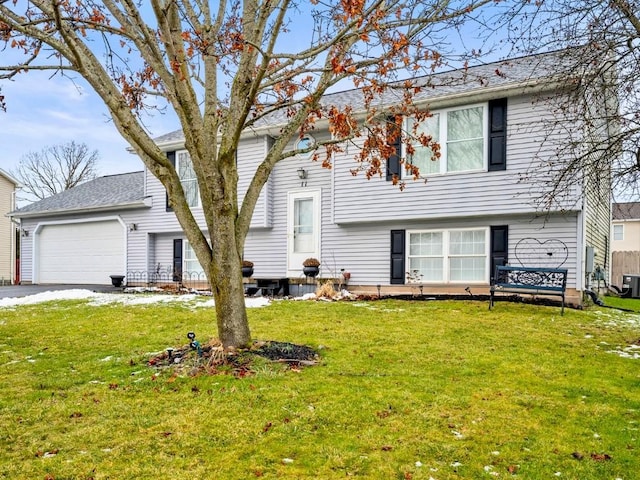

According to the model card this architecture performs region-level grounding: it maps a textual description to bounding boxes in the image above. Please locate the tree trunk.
[207,166,251,348]
[211,260,251,348]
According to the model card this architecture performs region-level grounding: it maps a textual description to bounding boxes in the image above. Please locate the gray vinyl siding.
[243,134,334,278]
[315,212,579,288]
[332,94,582,224]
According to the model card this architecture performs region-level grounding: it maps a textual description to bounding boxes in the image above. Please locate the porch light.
[21,229,28,237]
[297,167,307,180]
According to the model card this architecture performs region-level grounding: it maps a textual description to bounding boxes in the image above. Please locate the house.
[611,202,640,288]
[9,50,613,306]
[0,168,20,285]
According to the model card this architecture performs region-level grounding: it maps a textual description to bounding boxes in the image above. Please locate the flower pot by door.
[110,275,125,287]
[303,266,319,278]
[242,266,254,278]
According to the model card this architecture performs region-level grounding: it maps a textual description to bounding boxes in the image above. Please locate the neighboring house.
[611,202,640,288]
[9,50,613,306]
[0,168,20,285]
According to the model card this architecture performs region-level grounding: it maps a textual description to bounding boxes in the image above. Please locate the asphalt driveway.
[0,284,121,299]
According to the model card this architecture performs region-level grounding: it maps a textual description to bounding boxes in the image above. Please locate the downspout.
[10,189,17,285]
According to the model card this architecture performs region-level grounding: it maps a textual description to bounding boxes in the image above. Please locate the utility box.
[621,274,640,298]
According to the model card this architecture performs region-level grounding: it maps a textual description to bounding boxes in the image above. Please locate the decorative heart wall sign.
[513,238,569,268]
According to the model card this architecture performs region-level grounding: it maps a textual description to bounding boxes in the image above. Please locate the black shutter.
[490,225,508,284]
[390,229,406,284]
[172,239,183,282]
[386,116,402,181]
[488,99,507,171]
[166,151,176,212]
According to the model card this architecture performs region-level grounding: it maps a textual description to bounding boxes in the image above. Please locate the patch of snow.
[0,289,272,309]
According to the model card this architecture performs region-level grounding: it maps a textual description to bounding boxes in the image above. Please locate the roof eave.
[155,76,562,151]
[8,197,152,219]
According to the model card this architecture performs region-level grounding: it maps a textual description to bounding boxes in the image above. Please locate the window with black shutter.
[386,116,402,181]
[390,229,406,284]
[172,238,183,282]
[488,99,507,171]
[166,151,176,212]
[490,225,508,284]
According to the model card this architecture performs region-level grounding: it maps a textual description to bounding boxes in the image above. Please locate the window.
[183,242,206,279]
[176,151,200,207]
[295,135,316,158]
[407,228,488,283]
[613,224,624,241]
[408,104,486,175]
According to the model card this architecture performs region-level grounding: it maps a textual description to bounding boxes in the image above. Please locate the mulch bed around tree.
[147,340,319,377]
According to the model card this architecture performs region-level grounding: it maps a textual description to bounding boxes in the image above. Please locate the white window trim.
[406,227,490,284]
[176,150,201,208]
[405,103,488,177]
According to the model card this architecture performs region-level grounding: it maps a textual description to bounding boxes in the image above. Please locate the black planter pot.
[242,266,254,278]
[110,275,125,287]
[303,266,320,278]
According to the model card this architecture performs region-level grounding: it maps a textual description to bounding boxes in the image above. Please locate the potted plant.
[241,260,254,278]
[109,274,125,287]
[302,257,320,278]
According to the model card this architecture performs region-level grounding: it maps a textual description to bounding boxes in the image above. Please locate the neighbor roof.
[9,171,147,218]
[154,48,575,147]
[613,202,640,221]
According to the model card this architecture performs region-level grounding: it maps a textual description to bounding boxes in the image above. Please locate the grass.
[1,296,639,479]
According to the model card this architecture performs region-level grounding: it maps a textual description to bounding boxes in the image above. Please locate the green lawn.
[1,297,639,479]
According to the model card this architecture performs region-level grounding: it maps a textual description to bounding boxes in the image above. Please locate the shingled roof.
[613,202,640,221]
[9,171,147,218]
[154,48,572,147]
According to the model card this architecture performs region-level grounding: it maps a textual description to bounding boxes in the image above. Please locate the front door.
[287,189,321,276]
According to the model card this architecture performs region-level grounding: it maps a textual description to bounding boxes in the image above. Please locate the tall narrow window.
[176,151,200,207]
[408,104,486,175]
[447,107,484,172]
[183,242,206,279]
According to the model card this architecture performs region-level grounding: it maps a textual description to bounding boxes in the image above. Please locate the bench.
[489,265,568,314]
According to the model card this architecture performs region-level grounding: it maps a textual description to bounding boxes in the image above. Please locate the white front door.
[287,189,321,276]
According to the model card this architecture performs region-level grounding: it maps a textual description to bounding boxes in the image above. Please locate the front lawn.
[1,297,639,479]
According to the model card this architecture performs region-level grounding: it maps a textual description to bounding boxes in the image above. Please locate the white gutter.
[8,197,153,219]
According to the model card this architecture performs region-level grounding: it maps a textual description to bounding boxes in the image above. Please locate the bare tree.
[501,0,640,205]
[13,141,99,202]
[0,0,494,347]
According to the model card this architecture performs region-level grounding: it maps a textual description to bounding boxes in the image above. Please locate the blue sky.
[0,2,502,180]
[0,71,181,177]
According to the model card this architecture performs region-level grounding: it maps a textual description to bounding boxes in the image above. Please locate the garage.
[37,220,125,284]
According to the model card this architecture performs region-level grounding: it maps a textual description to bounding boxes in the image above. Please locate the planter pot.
[110,275,125,287]
[242,266,254,278]
[303,266,320,278]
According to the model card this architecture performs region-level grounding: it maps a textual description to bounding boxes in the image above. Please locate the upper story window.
[176,151,200,208]
[407,104,487,176]
[613,224,624,241]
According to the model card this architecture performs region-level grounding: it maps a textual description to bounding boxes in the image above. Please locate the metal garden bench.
[489,265,568,314]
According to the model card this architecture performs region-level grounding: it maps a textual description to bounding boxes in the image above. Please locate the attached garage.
[36,219,125,284]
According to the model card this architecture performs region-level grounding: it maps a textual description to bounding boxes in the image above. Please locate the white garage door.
[38,220,125,284]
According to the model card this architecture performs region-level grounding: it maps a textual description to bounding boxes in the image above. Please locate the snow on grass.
[0,289,271,309]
